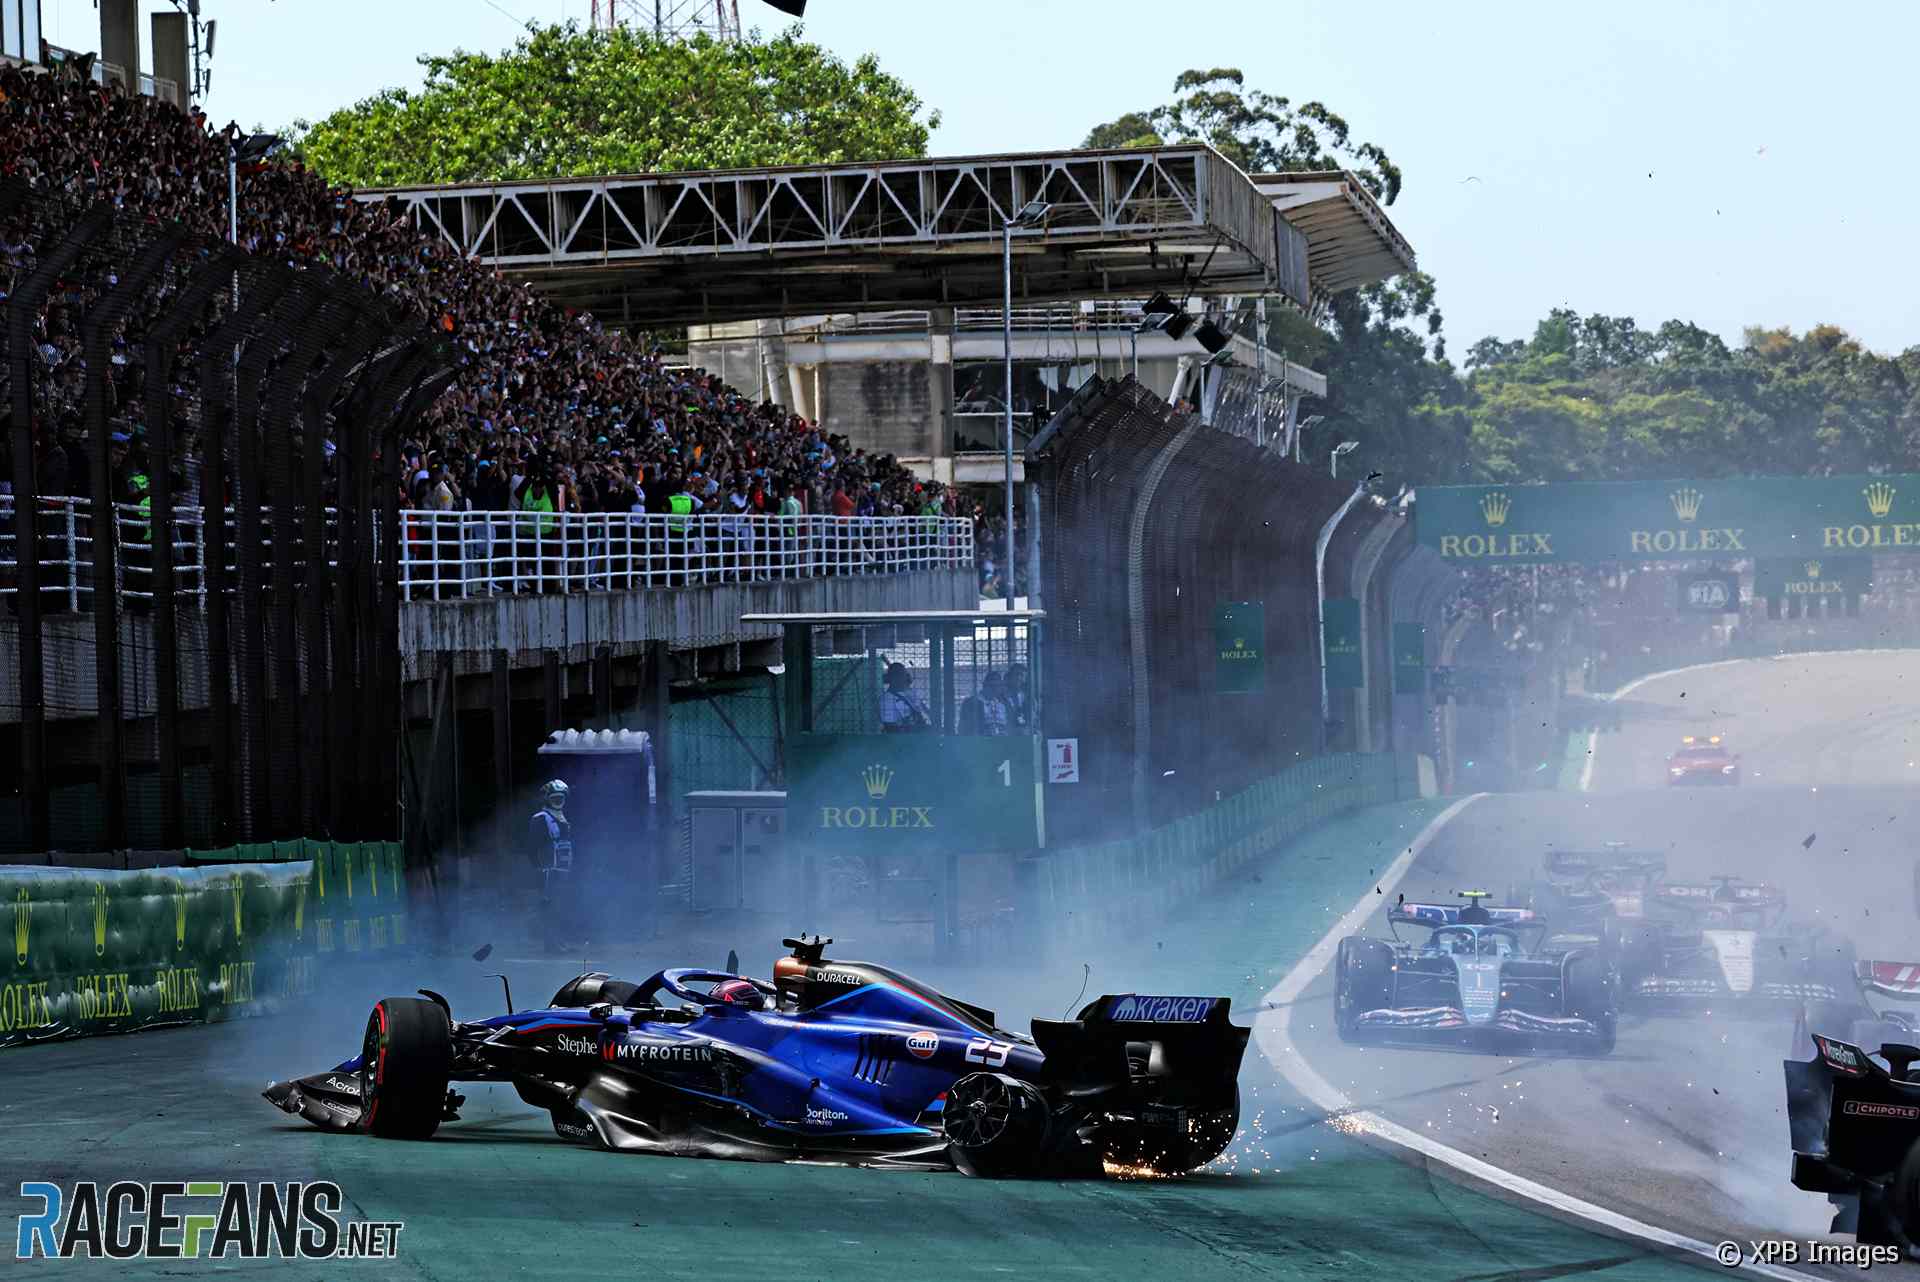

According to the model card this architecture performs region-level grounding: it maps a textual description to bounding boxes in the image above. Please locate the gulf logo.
[905,1031,938,1059]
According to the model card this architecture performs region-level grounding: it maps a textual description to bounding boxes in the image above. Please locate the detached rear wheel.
[359,997,452,1140]
[944,1072,1050,1178]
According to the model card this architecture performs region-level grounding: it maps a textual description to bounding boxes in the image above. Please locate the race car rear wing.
[1652,880,1784,910]
[1032,995,1249,1105]
[1857,961,1920,1002]
[1545,849,1666,880]
[1390,902,1540,926]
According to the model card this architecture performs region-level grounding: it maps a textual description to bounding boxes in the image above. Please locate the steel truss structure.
[360,146,1308,324]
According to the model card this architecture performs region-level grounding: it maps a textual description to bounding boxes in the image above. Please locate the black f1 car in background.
[1334,892,1616,1055]
[1513,845,1668,928]
[1785,1027,1920,1250]
[264,936,1248,1179]
[1627,876,1851,1012]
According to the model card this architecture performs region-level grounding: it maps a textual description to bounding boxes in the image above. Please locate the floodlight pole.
[1316,481,1368,753]
[1002,220,1015,598]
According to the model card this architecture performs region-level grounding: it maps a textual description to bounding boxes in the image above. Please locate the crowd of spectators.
[0,63,954,536]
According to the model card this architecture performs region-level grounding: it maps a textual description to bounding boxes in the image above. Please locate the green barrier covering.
[1,842,406,1049]
[1030,753,1398,935]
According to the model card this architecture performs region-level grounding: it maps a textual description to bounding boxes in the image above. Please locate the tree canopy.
[288,22,939,187]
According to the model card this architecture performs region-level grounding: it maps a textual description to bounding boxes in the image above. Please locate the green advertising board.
[1417,474,1920,564]
[785,733,1043,856]
[1322,598,1364,690]
[1753,554,1869,600]
[1213,602,1266,694]
[2,843,406,1048]
[1392,622,1427,694]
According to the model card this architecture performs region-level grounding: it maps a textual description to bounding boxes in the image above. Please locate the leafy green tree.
[288,22,939,187]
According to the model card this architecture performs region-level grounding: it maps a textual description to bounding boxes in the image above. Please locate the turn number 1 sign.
[1047,738,1080,784]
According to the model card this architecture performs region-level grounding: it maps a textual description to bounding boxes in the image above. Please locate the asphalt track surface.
[5,651,1913,1280]
[1282,650,1920,1280]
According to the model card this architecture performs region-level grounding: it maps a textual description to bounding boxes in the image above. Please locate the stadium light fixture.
[1141,290,1179,317]
[1194,318,1231,356]
[1293,413,1325,464]
[1002,200,1054,598]
[1331,440,1359,479]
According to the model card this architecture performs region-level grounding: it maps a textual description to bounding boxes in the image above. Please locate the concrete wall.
[0,570,977,720]
[821,361,940,459]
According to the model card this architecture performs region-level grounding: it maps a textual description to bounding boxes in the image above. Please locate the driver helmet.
[541,779,569,810]
[711,978,767,1011]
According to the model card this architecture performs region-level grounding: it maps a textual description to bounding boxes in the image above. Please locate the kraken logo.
[1479,492,1510,528]
[92,882,107,958]
[12,888,27,965]
[1805,560,1822,579]
[174,885,188,950]
[1669,487,1703,522]
[1864,481,1897,519]
[863,765,894,800]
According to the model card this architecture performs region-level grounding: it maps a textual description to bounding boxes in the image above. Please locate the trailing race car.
[1785,1027,1920,1249]
[264,936,1248,1179]
[1800,961,1920,1059]
[1334,892,1616,1055]
[1627,875,1851,1012]
[1508,845,1669,991]
[1666,734,1740,786]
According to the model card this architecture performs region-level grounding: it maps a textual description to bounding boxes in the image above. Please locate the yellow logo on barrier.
[1806,560,1822,579]
[1864,482,1897,519]
[863,765,894,800]
[12,888,27,966]
[345,850,355,900]
[92,882,107,958]
[370,852,380,900]
[174,884,188,950]
[230,877,245,942]
[1670,487,1703,522]
[315,851,327,901]
[294,878,307,941]
[1479,492,1510,527]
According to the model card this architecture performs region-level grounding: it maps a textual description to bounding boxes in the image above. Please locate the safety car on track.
[1666,734,1740,786]
[1334,891,1616,1055]
[264,935,1248,1179]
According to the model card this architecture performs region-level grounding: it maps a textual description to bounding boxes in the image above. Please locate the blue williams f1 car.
[264,937,1248,1178]
[1335,892,1616,1055]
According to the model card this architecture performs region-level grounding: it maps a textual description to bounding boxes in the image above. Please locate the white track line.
[1255,793,1824,1282]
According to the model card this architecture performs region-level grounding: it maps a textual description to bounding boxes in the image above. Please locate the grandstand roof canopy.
[1250,171,1417,296]
[359,146,1307,326]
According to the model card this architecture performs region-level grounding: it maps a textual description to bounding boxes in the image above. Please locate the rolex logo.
[1805,561,1822,579]
[1669,487,1703,522]
[92,882,108,957]
[174,886,188,950]
[12,888,27,965]
[1479,492,1511,528]
[1864,482,1896,519]
[863,764,894,800]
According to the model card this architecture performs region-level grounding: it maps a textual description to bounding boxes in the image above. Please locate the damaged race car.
[1785,1026,1920,1249]
[264,936,1248,1179]
[1334,891,1617,1055]
[1627,875,1852,1012]
[1799,960,1920,1057]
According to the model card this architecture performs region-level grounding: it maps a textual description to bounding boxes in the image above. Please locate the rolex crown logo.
[863,764,895,800]
[12,888,27,966]
[1669,487,1703,522]
[1864,481,1896,519]
[92,882,108,958]
[1479,492,1511,528]
[1233,637,1245,649]
[1806,561,1822,579]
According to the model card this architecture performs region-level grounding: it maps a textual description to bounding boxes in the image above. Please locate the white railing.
[395,510,973,600]
[0,497,973,607]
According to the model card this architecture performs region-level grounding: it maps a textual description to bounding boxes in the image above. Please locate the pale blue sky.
[46,0,1918,360]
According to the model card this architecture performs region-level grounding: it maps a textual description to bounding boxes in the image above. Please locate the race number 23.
[965,1037,1012,1067]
